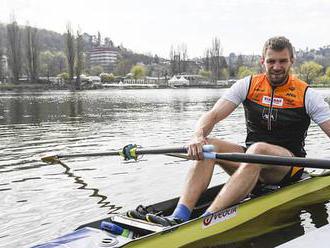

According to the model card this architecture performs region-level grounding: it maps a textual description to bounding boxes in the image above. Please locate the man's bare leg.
[178,138,245,211]
[206,142,293,213]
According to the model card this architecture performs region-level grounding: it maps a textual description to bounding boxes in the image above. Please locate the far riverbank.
[1,82,330,91]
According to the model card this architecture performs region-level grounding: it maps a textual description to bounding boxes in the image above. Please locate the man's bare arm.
[320,119,330,138]
[188,99,238,159]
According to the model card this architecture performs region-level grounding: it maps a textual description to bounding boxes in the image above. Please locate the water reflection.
[68,93,83,118]
[57,159,120,213]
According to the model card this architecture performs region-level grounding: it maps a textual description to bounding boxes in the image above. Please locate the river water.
[0,88,329,248]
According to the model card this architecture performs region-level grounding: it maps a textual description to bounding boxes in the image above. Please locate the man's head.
[261,36,295,86]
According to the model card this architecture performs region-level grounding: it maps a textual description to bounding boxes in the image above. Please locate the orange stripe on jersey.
[247,74,308,109]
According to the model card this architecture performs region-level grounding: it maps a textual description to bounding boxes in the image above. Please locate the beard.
[267,69,289,86]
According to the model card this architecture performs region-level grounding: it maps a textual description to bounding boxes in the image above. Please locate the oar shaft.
[204,153,330,169]
[55,147,187,159]
[57,151,120,159]
[55,145,216,159]
[41,145,215,164]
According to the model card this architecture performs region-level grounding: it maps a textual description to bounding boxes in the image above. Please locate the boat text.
[202,206,238,228]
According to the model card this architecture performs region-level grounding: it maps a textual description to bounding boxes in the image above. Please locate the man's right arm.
[188,99,238,159]
[187,77,250,159]
[194,99,238,140]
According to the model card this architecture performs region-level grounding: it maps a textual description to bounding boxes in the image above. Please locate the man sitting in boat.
[143,36,330,226]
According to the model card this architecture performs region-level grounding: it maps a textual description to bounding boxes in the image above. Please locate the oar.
[203,152,330,169]
[41,145,215,163]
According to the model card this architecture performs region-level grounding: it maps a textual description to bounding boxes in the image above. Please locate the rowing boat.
[34,170,330,248]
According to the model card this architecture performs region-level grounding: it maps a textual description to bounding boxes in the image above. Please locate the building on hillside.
[87,47,119,72]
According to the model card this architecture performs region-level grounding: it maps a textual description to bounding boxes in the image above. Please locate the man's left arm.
[305,88,330,137]
[320,120,330,138]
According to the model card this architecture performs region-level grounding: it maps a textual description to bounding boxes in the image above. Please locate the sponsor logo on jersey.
[262,96,284,106]
[262,108,278,121]
[286,93,297,98]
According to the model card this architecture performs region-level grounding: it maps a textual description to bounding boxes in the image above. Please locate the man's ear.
[260,57,265,66]
[290,57,295,64]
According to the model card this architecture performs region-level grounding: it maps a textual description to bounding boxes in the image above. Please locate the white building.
[87,47,119,72]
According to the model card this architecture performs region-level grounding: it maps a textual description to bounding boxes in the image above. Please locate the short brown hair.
[262,36,295,59]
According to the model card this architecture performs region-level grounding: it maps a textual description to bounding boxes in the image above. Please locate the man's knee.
[246,142,270,155]
[207,137,245,153]
[238,163,262,175]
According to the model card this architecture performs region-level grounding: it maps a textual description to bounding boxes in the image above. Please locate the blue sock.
[170,204,191,221]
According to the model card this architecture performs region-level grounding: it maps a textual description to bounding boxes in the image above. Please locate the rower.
[144,36,330,226]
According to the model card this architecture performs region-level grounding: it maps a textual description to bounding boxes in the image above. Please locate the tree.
[65,24,75,82]
[130,64,145,82]
[326,67,330,78]
[169,43,189,75]
[180,43,188,73]
[238,66,256,79]
[7,20,22,83]
[0,36,3,82]
[209,37,227,80]
[25,25,40,82]
[53,51,66,75]
[199,69,211,78]
[104,37,113,48]
[221,68,229,80]
[96,31,101,47]
[89,65,103,76]
[236,55,244,76]
[113,59,132,76]
[153,54,160,64]
[169,45,176,75]
[100,72,114,82]
[204,49,210,71]
[75,30,83,90]
[57,72,69,82]
[298,61,323,84]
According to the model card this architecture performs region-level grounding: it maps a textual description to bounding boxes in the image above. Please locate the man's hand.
[186,136,208,160]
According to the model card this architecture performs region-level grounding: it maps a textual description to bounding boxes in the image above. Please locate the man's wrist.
[193,131,207,142]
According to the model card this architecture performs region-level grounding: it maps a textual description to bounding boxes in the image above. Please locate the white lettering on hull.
[202,206,238,228]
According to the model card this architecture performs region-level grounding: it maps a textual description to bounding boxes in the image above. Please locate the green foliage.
[39,51,66,77]
[57,72,69,81]
[89,65,103,76]
[315,75,330,86]
[130,64,145,79]
[221,68,229,80]
[238,66,256,79]
[114,59,132,76]
[326,67,330,78]
[100,72,114,82]
[199,69,211,78]
[298,61,323,84]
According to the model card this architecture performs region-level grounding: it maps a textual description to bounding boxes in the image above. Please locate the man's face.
[261,48,293,86]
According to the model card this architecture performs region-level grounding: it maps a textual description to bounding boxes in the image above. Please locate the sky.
[1,0,330,58]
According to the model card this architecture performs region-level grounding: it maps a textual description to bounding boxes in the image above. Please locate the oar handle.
[202,145,214,152]
[203,152,217,159]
